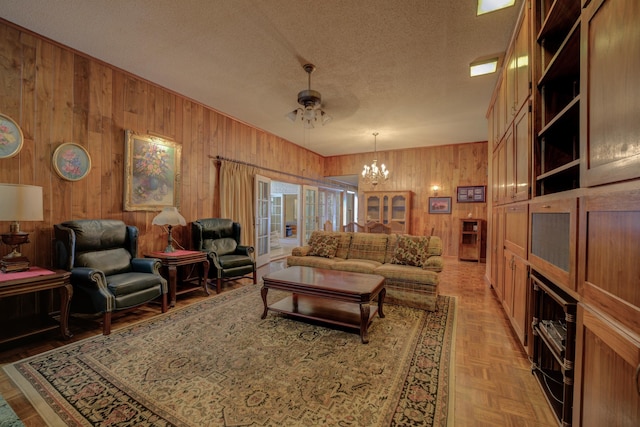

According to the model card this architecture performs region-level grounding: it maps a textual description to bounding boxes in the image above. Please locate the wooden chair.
[343,222,365,232]
[366,221,392,234]
[323,220,333,231]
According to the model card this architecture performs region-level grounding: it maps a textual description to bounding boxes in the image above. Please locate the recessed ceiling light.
[477,0,516,15]
[469,56,501,77]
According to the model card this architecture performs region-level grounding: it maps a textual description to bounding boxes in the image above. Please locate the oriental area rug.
[4,285,456,427]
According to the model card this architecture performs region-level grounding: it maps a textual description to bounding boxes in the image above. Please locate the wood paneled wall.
[324,142,488,256]
[0,19,487,263]
[0,20,324,266]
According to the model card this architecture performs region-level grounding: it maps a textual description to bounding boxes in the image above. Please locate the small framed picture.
[0,113,24,159]
[429,197,452,214]
[52,142,92,181]
[457,185,486,203]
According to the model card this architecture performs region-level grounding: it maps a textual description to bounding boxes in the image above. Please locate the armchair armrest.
[70,267,115,312]
[236,245,255,258]
[131,257,162,274]
[206,251,224,270]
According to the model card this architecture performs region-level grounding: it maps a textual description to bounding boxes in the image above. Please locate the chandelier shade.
[361,133,390,186]
[286,64,332,129]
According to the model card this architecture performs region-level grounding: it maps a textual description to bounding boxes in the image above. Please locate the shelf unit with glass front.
[363,191,411,234]
[534,0,581,196]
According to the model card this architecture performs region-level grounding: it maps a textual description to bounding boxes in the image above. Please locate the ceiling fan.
[286,63,332,129]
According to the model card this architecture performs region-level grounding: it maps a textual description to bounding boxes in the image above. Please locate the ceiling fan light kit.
[286,63,332,128]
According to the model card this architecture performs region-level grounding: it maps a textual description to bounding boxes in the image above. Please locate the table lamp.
[152,207,186,252]
[0,184,44,272]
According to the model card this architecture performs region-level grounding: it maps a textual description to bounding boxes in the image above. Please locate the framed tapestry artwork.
[456,185,486,203]
[124,130,182,211]
[428,197,452,214]
[52,142,91,181]
[0,113,24,159]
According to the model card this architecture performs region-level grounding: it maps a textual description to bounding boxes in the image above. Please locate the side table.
[146,250,210,307]
[0,267,73,344]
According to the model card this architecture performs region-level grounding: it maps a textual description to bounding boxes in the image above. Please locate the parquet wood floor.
[0,258,557,426]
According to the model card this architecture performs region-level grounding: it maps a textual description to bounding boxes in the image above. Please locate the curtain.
[219,160,256,247]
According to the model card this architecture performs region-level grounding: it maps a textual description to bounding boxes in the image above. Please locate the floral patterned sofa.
[286,231,444,311]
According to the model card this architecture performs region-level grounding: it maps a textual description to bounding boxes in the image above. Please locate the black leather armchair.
[192,218,257,293]
[54,219,168,335]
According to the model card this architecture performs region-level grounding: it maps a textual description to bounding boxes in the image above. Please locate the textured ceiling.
[0,0,522,157]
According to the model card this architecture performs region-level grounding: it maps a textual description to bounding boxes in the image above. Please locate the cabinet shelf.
[538,19,580,88]
[536,0,581,44]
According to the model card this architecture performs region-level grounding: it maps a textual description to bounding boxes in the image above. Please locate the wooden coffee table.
[261,266,386,343]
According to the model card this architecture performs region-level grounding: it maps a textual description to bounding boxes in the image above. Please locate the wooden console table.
[0,267,73,344]
[146,250,210,307]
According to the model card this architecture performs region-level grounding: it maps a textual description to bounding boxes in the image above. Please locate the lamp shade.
[0,184,44,222]
[152,207,186,227]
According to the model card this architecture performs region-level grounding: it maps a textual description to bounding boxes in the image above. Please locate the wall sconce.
[152,207,186,252]
[431,185,440,196]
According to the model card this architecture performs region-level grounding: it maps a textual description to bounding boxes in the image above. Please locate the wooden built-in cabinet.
[488,0,640,424]
[363,191,411,234]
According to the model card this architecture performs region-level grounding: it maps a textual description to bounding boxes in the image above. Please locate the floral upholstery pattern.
[308,234,340,258]
[391,235,429,267]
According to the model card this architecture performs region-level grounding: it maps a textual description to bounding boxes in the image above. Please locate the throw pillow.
[391,235,429,267]
[308,234,340,258]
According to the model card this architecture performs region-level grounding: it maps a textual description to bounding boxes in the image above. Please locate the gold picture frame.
[124,130,181,211]
[0,113,24,159]
[52,142,92,181]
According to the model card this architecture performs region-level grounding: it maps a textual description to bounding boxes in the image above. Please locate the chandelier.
[361,132,389,185]
[286,63,332,129]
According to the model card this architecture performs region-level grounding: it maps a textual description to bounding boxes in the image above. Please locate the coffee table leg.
[378,288,386,318]
[359,303,370,344]
[260,286,269,319]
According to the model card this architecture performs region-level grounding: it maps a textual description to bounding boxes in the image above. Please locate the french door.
[302,185,318,243]
[255,175,271,267]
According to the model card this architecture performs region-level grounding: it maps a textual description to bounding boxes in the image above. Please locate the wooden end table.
[146,250,210,307]
[0,267,73,344]
[261,266,386,344]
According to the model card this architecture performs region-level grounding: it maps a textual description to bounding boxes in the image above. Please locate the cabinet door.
[573,304,640,427]
[512,255,530,349]
[503,250,515,318]
[529,197,578,292]
[578,190,640,334]
[514,2,530,116]
[365,194,381,222]
[581,0,640,187]
[491,207,505,299]
[513,105,531,202]
[504,202,528,259]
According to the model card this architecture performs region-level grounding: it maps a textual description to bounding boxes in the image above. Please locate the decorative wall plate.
[52,142,91,181]
[0,113,24,159]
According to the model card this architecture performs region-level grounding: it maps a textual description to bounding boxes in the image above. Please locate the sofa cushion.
[347,233,388,263]
[334,259,382,274]
[307,233,340,258]
[286,255,340,269]
[391,235,429,267]
[375,263,439,286]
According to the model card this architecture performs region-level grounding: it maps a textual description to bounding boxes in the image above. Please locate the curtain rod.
[212,155,357,191]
